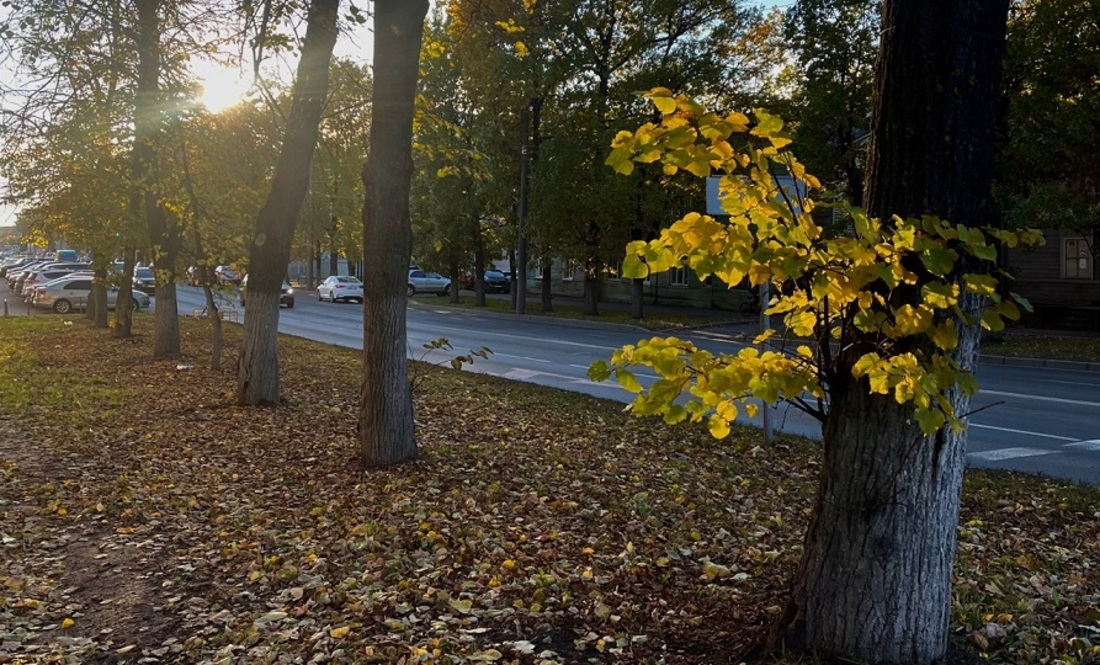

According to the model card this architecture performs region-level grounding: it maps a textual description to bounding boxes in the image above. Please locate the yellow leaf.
[651,95,676,115]
[62,618,75,629]
[708,415,731,439]
[329,625,351,639]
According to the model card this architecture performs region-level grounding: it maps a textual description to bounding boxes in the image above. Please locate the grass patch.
[416,294,735,330]
[0,317,133,425]
[984,332,1100,363]
[0,316,1097,664]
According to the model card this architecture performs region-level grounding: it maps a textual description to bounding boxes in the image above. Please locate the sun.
[195,64,253,113]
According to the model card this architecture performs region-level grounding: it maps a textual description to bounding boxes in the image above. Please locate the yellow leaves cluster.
[596,89,1045,436]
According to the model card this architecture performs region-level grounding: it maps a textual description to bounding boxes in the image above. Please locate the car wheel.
[329,292,337,303]
[53,299,72,314]
[286,300,294,309]
[441,284,451,296]
[356,297,364,304]
[131,297,141,312]
[406,285,415,297]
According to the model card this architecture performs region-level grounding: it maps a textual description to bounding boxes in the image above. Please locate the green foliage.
[998,0,1100,236]
[592,91,1043,437]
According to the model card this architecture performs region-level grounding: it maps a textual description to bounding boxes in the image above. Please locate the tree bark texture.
[235,0,339,406]
[775,1,1009,663]
[112,247,136,338]
[359,0,428,468]
[134,0,181,360]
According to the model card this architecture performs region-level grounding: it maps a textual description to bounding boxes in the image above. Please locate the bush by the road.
[0,316,1097,664]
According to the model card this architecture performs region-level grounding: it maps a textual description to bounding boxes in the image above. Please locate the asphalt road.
[154,285,1100,485]
[9,280,1097,484]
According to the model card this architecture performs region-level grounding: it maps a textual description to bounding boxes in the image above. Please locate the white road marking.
[969,447,1057,461]
[1064,439,1100,451]
[1044,379,1100,387]
[969,423,1078,441]
[980,390,1100,408]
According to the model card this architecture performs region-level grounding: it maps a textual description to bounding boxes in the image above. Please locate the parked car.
[215,265,243,284]
[239,275,295,308]
[0,256,34,278]
[460,269,510,293]
[31,275,149,314]
[132,266,157,294]
[407,269,451,297]
[317,275,364,303]
[12,262,88,293]
[7,261,50,287]
[20,268,82,298]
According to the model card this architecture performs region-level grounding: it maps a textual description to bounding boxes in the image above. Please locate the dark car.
[460,269,511,293]
[239,275,295,308]
[132,266,157,294]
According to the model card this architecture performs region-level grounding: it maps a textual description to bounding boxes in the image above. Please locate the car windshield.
[338,277,361,284]
[135,268,154,279]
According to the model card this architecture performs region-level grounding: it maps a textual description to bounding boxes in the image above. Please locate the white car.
[317,275,364,303]
[407,269,451,297]
[31,274,150,314]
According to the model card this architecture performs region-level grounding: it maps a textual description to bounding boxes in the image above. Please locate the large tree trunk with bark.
[773,1,1009,663]
[133,0,181,360]
[235,0,338,406]
[359,0,428,468]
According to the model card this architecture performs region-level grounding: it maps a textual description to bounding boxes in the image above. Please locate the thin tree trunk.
[359,0,427,468]
[113,247,136,337]
[773,1,1009,663]
[540,261,553,312]
[202,277,223,371]
[473,229,486,307]
[582,256,599,316]
[630,278,643,319]
[236,0,339,406]
[448,256,460,304]
[91,268,109,328]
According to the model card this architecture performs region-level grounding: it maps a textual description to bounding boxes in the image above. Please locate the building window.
[669,265,690,287]
[1064,237,1093,279]
[561,260,579,281]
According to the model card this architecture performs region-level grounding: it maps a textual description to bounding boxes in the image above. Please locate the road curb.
[979,354,1100,373]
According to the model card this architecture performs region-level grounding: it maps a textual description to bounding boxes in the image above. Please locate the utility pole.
[760,281,774,446]
[516,105,529,314]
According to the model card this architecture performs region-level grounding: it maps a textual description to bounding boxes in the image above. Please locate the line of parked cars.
[0,255,151,313]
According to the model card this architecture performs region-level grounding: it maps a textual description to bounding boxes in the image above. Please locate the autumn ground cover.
[0,316,1098,664]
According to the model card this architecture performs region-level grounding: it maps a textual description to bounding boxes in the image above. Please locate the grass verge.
[0,316,1097,664]
[984,332,1100,363]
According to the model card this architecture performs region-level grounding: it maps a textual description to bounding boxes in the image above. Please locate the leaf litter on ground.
[0,316,1097,664]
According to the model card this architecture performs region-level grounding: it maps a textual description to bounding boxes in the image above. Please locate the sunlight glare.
[196,65,252,113]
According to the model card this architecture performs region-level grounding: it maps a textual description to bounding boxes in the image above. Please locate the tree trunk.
[582,256,599,316]
[473,230,486,307]
[359,0,428,468]
[448,256,460,303]
[773,1,1009,663]
[202,279,223,371]
[540,261,552,312]
[113,247,136,338]
[235,0,339,406]
[91,269,109,328]
[134,0,181,360]
[630,278,643,319]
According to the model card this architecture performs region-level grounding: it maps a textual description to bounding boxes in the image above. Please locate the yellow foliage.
[594,90,1042,437]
